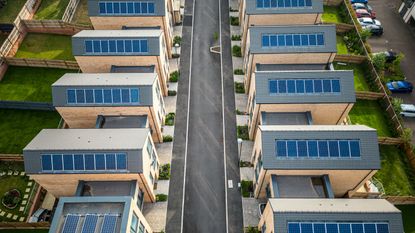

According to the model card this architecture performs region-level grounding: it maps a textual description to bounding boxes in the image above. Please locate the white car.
[358,17,383,35]
[400,104,415,117]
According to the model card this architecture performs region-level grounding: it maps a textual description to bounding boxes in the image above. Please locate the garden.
[0,0,27,24]
[0,34,7,46]
[321,5,352,24]
[0,66,75,102]
[334,62,370,91]
[33,0,70,20]
[397,205,415,233]
[72,0,91,25]
[14,33,75,61]
[0,109,61,154]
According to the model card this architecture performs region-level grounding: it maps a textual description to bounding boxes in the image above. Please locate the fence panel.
[355,91,384,100]
[23,20,92,35]
[0,154,24,161]
[0,100,55,111]
[5,57,79,69]
[62,0,80,22]
[0,222,50,229]
[385,196,415,205]
[334,54,367,64]
[378,137,404,145]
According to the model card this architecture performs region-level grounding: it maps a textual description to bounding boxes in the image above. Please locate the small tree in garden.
[0,0,7,9]
[391,98,403,115]
[360,29,371,42]
[372,53,386,72]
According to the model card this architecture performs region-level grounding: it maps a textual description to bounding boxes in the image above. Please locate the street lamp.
[173,43,180,70]
[237,138,243,162]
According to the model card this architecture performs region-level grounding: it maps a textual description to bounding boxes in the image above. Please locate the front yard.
[72,0,91,25]
[34,0,70,20]
[0,109,61,154]
[334,62,370,91]
[14,33,75,61]
[374,145,415,196]
[322,6,343,23]
[0,0,27,23]
[0,66,75,102]
[336,35,349,55]
[396,205,415,233]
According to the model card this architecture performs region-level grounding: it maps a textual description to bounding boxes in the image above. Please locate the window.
[288,222,389,233]
[40,153,128,172]
[262,33,324,48]
[269,79,341,95]
[256,0,312,8]
[130,214,138,233]
[66,88,140,105]
[99,1,156,15]
[275,139,361,158]
[139,221,145,233]
[84,39,148,54]
[146,137,153,159]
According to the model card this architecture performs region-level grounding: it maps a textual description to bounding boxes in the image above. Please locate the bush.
[168,90,177,96]
[235,82,245,93]
[159,164,171,180]
[156,194,168,202]
[230,16,239,26]
[392,98,403,115]
[0,0,6,10]
[165,113,175,126]
[2,189,21,209]
[229,7,238,12]
[163,135,173,142]
[343,30,365,55]
[241,180,253,197]
[234,69,244,75]
[173,36,182,46]
[172,54,180,59]
[360,29,371,42]
[245,226,260,233]
[236,109,244,115]
[237,126,249,140]
[239,161,252,167]
[232,45,242,57]
[170,71,180,82]
[372,53,386,72]
[231,35,241,41]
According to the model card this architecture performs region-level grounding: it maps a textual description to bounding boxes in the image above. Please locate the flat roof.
[52,73,156,86]
[261,112,311,125]
[24,129,149,151]
[100,116,149,129]
[111,65,156,73]
[79,181,135,197]
[273,175,329,198]
[73,29,162,38]
[256,63,329,71]
[245,0,323,15]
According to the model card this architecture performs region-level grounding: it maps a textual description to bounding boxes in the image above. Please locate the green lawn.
[349,100,393,137]
[374,145,415,196]
[0,230,48,233]
[322,6,342,23]
[72,0,91,25]
[15,33,75,61]
[0,66,75,102]
[336,35,349,55]
[0,176,31,221]
[396,205,415,233]
[334,62,370,91]
[0,0,27,23]
[0,34,7,45]
[0,109,61,154]
[34,0,70,20]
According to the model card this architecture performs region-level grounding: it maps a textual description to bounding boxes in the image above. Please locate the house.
[52,73,165,143]
[72,29,169,96]
[23,128,160,202]
[246,69,355,139]
[239,0,323,53]
[243,24,337,92]
[259,198,403,233]
[251,125,380,199]
[87,0,175,58]
[48,181,152,233]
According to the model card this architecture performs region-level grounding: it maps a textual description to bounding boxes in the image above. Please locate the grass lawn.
[0,230,48,233]
[349,100,393,137]
[72,0,91,25]
[334,62,370,91]
[14,33,75,61]
[336,35,349,55]
[0,0,27,23]
[322,6,342,23]
[0,175,31,221]
[0,109,61,154]
[396,205,415,233]
[34,0,70,20]
[0,66,75,102]
[374,145,415,196]
[0,34,8,45]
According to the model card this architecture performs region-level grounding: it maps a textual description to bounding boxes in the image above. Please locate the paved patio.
[242,198,261,228]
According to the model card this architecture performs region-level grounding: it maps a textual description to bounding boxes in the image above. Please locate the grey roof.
[269,199,403,233]
[52,73,157,86]
[99,116,149,129]
[244,0,323,15]
[256,63,329,71]
[261,112,312,125]
[271,175,330,198]
[24,128,149,151]
[259,125,380,170]
[77,181,136,197]
[111,65,155,73]
[73,30,162,38]
[254,70,356,104]
[248,25,336,54]
[88,0,167,17]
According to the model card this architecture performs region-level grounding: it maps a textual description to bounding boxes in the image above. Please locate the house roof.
[254,70,356,104]
[261,112,312,125]
[52,73,156,87]
[73,29,162,38]
[258,125,380,170]
[255,63,329,71]
[244,0,323,15]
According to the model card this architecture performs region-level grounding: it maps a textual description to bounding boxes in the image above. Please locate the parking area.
[366,0,415,142]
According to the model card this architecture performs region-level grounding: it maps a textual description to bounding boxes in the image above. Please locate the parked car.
[386,80,413,93]
[352,3,376,17]
[400,104,415,117]
[374,51,398,63]
[355,9,375,19]
[351,0,368,4]
[358,17,383,35]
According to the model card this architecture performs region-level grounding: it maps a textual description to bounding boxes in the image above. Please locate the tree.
[372,53,386,72]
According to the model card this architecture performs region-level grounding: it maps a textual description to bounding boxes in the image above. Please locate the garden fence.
[385,196,415,204]
[334,23,355,33]
[22,20,92,35]
[0,154,24,161]
[4,57,79,69]
[334,54,366,64]
[378,137,404,145]
[0,222,49,229]
[355,91,384,100]
[62,0,81,22]
[0,100,55,111]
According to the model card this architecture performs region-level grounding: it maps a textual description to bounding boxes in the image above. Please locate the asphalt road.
[367,0,415,142]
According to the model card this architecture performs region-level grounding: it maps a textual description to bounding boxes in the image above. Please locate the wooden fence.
[355,91,384,100]
[334,54,367,64]
[5,57,79,69]
[23,20,92,35]
[385,196,415,205]
[62,0,81,22]
[0,154,24,161]
[0,222,49,229]
[378,137,404,145]
[335,23,355,33]
[323,0,343,6]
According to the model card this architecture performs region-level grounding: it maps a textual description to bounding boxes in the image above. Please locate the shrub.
[241,180,253,197]
[230,16,239,26]
[229,7,238,12]
[170,71,180,82]
[232,45,242,57]
[231,35,241,41]
[213,32,219,41]
[360,29,371,42]
[235,82,245,93]
[172,54,180,59]
[239,161,252,167]
[2,189,21,209]
[236,109,244,115]
[391,98,403,115]
[338,2,353,24]
[173,36,182,46]
[165,113,175,126]
[245,226,260,233]
[156,194,168,202]
[234,69,244,75]
[159,164,171,180]
[168,90,177,96]
[343,30,365,55]
[0,0,6,10]
[163,135,173,142]
[237,126,249,140]
[372,53,386,72]
[402,128,413,145]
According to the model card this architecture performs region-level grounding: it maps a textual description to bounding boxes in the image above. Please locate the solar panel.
[269,79,341,95]
[288,222,390,233]
[81,214,99,233]
[100,215,118,233]
[262,33,325,48]
[62,214,80,233]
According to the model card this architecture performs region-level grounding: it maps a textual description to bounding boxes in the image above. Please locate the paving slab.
[235,93,248,112]
[27,181,33,186]
[19,217,25,222]
[6,213,12,218]
[21,200,27,205]
[229,0,239,10]
[237,115,248,126]
[231,25,241,36]
[25,188,30,193]
[165,96,177,113]
[163,125,175,138]
[231,40,241,47]
[20,171,25,176]
[12,215,18,220]
[169,82,178,92]
[13,171,19,176]
[234,74,244,83]
[7,171,12,175]
[173,26,183,38]
[242,198,261,228]
[240,167,254,181]
[23,194,29,199]
[143,202,168,232]
[232,56,243,70]
[155,142,173,165]
[19,206,24,212]
[169,58,180,72]
[240,140,254,162]
[0,211,5,216]
[156,180,170,195]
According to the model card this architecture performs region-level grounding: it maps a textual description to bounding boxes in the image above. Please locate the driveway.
[367,0,415,142]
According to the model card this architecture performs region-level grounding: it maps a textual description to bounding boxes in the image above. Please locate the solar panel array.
[101,215,118,233]
[262,33,325,48]
[288,222,389,233]
[66,88,140,105]
[275,139,361,158]
[62,215,80,233]
[85,39,149,54]
[257,0,313,8]
[81,214,99,233]
[269,79,341,94]
[99,1,155,15]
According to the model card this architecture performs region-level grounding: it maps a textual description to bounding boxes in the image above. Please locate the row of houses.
[22,1,180,232]
[237,0,404,232]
